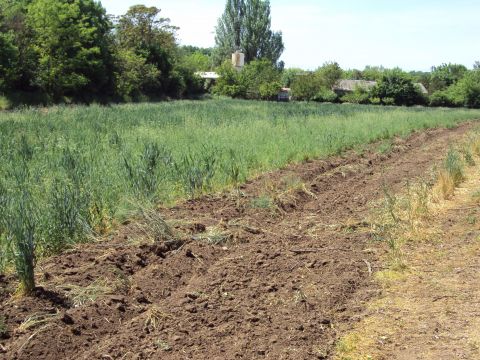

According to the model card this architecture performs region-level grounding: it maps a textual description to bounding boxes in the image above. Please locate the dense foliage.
[0,0,206,105]
[213,59,281,99]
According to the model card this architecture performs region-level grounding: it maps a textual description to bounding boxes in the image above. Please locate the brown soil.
[0,123,474,360]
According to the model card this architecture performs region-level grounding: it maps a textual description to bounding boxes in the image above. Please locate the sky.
[100,0,480,71]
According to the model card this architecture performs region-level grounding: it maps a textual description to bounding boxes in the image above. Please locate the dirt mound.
[0,123,473,360]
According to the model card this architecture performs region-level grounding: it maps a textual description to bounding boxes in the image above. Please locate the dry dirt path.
[335,151,480,360]
[0,122,475,360]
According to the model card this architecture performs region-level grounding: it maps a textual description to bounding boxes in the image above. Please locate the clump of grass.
[193,225,231,245]
[472,190,480,203]
[175,148,217,199]
[434,148,465,200]
[155,339,172,351]
[0,96,11,111]
[372,182,433,272]
[10,191,37,294]
[0,315,7,338]
[133,207,176,245]
[112,268,132,294]
[445,148,465,185]
[17,312,59,333]
[57,279,112,307]
[250,195,275,209]
[377,140,392,154]
[144,306,171,333]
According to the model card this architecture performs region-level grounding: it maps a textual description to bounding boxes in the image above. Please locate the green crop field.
[1,99,480,283]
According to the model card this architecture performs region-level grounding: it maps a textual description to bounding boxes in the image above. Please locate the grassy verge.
[335,128,480,360]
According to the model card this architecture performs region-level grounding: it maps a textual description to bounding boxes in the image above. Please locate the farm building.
[277,88,291,102]
[332,79,428,95]
[333,79,377,96]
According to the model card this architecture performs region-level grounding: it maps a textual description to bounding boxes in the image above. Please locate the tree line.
[214,61,480,108]
[1,0,479,109]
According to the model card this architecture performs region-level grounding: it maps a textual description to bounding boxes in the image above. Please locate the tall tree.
[214,0,284,64]
[26,0,113,100]
[116,5,177,51]
[0,0,37,92]
[115,5,179,96]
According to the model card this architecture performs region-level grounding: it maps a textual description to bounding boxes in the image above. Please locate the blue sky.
[100,0,480,71]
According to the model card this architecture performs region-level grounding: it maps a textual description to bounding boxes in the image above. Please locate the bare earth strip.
[0,122,476,360]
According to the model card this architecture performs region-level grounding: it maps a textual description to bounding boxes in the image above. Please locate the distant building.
[232,51,245,71]
[415,83,428,95]
[277,88,291,102]
[332,79,428,95]
[332,80,376,96]
[195,72,220,80]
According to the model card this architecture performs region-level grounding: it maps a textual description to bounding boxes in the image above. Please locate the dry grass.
[434,169,457,200]
[16,312,59,334]
[57,278,112,307]
[192,224,232,245]
[144,306,172,333]
[334,130,480,360]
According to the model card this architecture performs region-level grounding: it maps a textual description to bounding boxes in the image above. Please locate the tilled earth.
[0,123,473,360]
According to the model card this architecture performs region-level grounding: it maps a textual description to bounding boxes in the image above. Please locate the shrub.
[114,48,160,101]
[429,89,463,107]
[212,61,244,98]
[213,59,281,100]
[239,59,281,100]
[290,73,320,101]
[314,88,338,103]
[0,96,11,111]
[430,70,480,108]
[340,87,370,104]
[372,69,425,106]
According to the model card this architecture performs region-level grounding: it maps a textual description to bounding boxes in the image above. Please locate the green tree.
[342,69,363,80]
[429,63,467,92]
[0,0,37,92]
[372,68,425,106]
[213,58,281,99]
[239,59,281,99]
[116,5,184,97]
[26,0,113,100]
[116,5,177,51]
[0,32,18,92]
[113,48,160,100]
[316,62,343,88]
[214,0,284,64]
[362,66,386,81]
[181,51,212,72]
[459,70,480,108]
[281,68,305,87]
[290,73,322,101]
[212,60,243,97]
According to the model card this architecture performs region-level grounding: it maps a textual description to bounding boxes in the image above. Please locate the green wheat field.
[1,99,480,274]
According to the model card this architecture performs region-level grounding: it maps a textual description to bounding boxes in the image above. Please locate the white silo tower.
[232,50,245,71]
